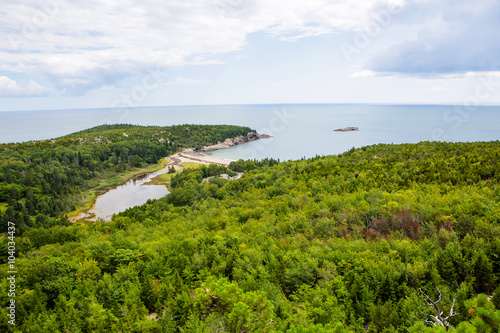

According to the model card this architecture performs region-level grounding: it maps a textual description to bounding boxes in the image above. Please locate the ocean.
[1,104,499,161]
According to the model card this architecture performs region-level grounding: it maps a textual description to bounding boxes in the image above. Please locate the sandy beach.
[166,131,269,167]
[168,151,234,167]
[70,150,233,221]
[70,134,266,222]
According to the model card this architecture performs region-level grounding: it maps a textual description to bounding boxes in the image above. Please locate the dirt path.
[166,155,184,169]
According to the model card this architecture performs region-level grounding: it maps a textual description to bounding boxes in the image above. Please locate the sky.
[1,0,500,111]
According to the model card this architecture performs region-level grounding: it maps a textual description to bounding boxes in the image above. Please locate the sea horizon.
[1,103,499,161]
[3,102,500,114]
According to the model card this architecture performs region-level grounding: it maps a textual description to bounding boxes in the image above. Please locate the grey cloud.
[0,0,406,96]
[368,0,500,75]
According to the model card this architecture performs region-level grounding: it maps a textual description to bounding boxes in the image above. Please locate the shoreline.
[70,132,269,222]
[69,153,228,222]
[71,161,174,222]
[173,151,234,166]
[169,131,271,166]
[68,159,171,222]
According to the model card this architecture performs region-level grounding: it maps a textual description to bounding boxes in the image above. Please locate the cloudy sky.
[1,0,500,111]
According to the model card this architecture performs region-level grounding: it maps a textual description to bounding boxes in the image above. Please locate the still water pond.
[88,168,169,221]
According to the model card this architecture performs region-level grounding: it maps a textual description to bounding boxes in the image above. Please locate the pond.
[87,168,170,221]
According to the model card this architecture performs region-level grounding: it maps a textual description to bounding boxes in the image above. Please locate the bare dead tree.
[419,288,457,330]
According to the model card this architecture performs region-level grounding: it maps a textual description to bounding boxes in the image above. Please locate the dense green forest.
[0,124,253,231]
[1,138,500,332]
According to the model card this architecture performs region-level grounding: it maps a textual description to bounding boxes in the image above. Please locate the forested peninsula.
[0,124,254,229]
[1,127,500,332]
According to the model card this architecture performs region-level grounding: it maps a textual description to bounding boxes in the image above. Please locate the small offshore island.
[334,126,359,132]
[1,123,500,332]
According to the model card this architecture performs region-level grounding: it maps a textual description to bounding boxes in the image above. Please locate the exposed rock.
[184,132,272,153]
[334,127,359,132]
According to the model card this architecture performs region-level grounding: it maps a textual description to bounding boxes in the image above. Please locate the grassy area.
[142,173,174,187]
[68,159,204,221]
[66,192,97,220]
[67,158,171,220]
[180,162,203,169]
[143,162,203,188]
[4,158,198,221]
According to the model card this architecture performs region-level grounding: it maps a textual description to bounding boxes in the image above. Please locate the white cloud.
[0,76,50,97]
[0,0,405,96]
[351,70,376,78]
[166,77,211,85]
[464,71,500,79]
[428,86,446,92]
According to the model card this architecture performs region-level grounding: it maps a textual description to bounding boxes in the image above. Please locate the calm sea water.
[1,104,499,160]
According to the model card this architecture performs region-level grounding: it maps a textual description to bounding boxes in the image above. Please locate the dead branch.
[419,288,457,331]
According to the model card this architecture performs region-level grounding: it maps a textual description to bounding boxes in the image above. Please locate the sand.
[169,151,234,167]
[71,144,242,222]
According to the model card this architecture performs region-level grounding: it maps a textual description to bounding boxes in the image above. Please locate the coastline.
[173,151,233,166]
[68,158,171,222]
[69,153,228,222]
[70,132,269,222]
[169,131,271,167]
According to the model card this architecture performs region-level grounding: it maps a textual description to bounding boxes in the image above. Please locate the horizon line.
[2,102,500,113]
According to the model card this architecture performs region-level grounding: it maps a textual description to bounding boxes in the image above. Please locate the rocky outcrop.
[183,132,272,153]
[334,127,359,132]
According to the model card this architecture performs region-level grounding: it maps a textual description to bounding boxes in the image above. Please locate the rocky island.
[334,127,359,132]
